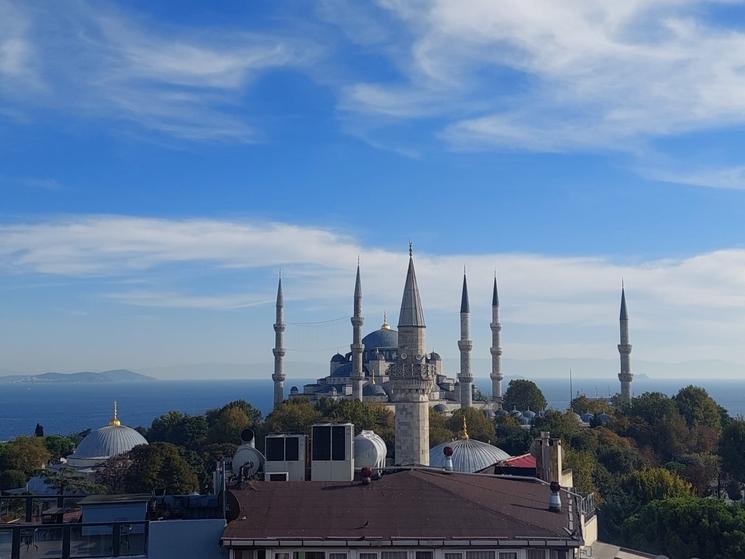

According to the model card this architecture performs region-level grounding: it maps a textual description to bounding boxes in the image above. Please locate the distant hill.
[0,369,155,384]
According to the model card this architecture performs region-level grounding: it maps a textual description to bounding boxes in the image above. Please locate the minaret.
[390,244,434,466]
[457,271,473,408]
[618,285,633,403]
[272,277,286,409]
[351,263,365,401]
[490,275,503,406]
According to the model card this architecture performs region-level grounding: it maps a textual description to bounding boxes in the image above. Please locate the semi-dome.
[429,438,511,473]
[67,403,147,469]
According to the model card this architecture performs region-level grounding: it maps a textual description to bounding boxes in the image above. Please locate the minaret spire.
[351,263,365,401]
[490,274,503,406]
[272,276,286,409]
[458,271,473,408]
[618,284,633,402]
[390,245,434,466]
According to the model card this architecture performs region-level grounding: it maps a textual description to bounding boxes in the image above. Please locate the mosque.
[271,245,634,413]
[273,245,505,412]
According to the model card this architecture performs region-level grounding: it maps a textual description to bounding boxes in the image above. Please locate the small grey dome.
[581,412,594,423]
[331,353,346,363]
[290,386,299,394]
[433,403,447,414]
[522,409,536,419]
[429,352,441,361]
[363,383,387,397]
[429,438,511,473]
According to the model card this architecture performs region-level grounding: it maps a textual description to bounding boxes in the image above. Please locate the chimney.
[531,431,563,483]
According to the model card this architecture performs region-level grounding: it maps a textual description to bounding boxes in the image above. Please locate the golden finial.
[110,401,121,427]
[382,311,390,330]
[462,414,469,440]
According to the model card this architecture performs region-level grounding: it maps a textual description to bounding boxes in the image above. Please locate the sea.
[1,377,744,441]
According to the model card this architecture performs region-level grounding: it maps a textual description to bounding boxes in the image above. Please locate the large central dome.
[362,316,398,350]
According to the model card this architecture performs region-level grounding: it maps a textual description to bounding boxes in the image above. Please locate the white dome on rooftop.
[429,438,510,473]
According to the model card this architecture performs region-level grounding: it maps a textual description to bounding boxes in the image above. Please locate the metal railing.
[0,520,148,559]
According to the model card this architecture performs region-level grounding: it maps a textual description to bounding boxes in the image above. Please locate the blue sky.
[2,0,745,378]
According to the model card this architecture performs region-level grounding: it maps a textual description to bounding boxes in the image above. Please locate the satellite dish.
[240,428,255,444]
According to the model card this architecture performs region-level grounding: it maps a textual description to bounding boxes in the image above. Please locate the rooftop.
[224,469,582,543]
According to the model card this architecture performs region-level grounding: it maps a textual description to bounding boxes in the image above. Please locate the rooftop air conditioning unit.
[310,423,354,481]
[264,434,307,481]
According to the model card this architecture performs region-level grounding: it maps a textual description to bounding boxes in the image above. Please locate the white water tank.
[354,430,387,471]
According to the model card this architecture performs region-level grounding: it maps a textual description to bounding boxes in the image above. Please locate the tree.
[571,395,612,416]
[602,467,693,543]
[726,479,742,502]
[493,416,532,456]
[565,449,599,496]
[96,454,134,494]
[121,443,198,494]
[446,408,494,443]
[624,392,689,461]
[503,380,546,412]
[624,497,745,559]
[674,386,721,431]
[0,436,51,475]
[44,435,75,461]
[0,470,27,490]
[720,419,745,482]
[148,411,208,450]
[264,399,322,436]
[206,401,262,445]
[531,410,581,444]
[429,409,455,446]
[41,466,106,495]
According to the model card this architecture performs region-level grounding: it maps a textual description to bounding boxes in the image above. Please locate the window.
[306,553,325,559]
[498,553,517,559]
[466,552,495,559]
[527,551,546,559]
[275,554,290,559]
[328,554,346,559]
[549,552,567,559]
[445,554,463,559]
[415,552,433,559]
[332,425,346,460]
[312,426,331,461]
[381,552,407,559]
[267,472,288,481]
[359,553,377,559]
[286,437,299,461]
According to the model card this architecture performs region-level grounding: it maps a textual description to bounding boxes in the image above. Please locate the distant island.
[0,369,155,384]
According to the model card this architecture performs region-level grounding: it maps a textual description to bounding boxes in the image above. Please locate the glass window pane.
[466,552,495,559]
[360,553,378,559]
[416,552,433,559]
[329,553,347,559]
[527,551,546,559]
[381,552,407,559]
[445,553,462,559]
[498,553,517,559]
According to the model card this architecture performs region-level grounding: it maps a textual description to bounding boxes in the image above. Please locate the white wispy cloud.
[2,215,745,365]
[642,164,745,191]
[336,0,745,154]
[0,1,316,141]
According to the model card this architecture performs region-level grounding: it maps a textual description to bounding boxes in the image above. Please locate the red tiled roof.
[223,469,581,542]
[501,454,537,469]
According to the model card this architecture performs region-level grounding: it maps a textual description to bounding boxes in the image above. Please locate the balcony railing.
[0,521,147,559]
